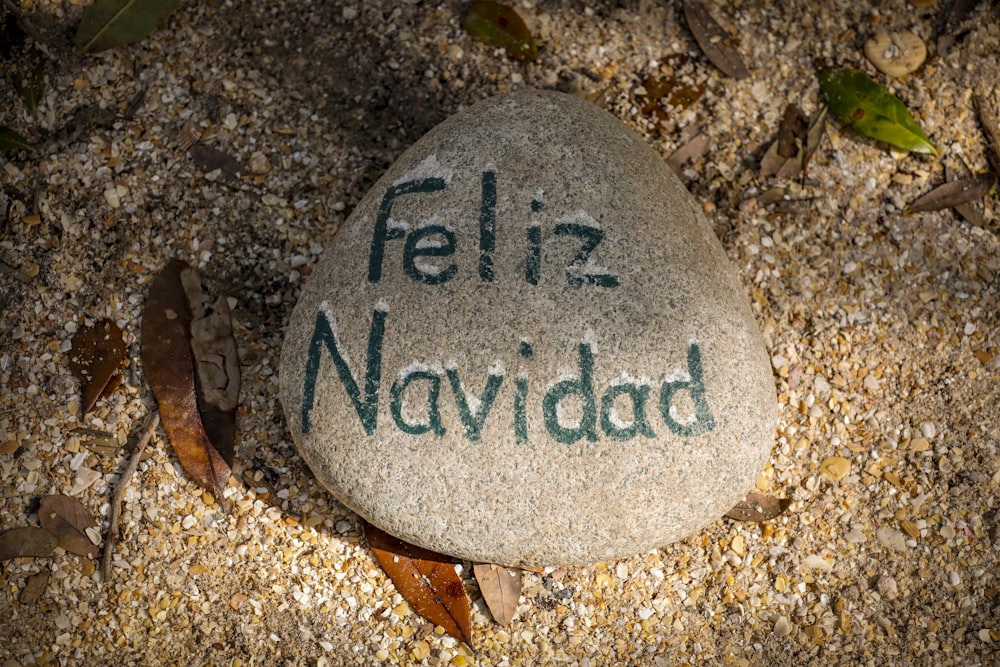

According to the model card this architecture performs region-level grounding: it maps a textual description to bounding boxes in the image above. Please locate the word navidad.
[299,303,716,445]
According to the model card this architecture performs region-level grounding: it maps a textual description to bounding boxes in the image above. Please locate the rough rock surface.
[280,90,777,565]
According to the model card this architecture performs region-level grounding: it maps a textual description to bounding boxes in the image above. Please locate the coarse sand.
[1,1,998,665]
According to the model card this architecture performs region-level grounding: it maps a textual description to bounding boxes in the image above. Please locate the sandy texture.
[1,1,998,665]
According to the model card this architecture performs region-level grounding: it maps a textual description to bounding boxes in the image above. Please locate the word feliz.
[367,170,621,288]
[299,304,716,445]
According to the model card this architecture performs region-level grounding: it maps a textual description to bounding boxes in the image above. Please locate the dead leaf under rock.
[0,526,58,560]
[141,259,239,507]
[189,144,242,182]
[725,492,792,522]
[19,570,50,604]
[68,318,126,417]
[473,562,522,626]
[904,173,996,215]
[760,105,826,179]
[38,495,99,558]
[364,521,473,646]
[682,0,750,79]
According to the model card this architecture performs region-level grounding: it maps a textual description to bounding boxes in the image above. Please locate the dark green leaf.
[76,0,181,54]
[462,0,537,62]
[819,67,937,155]
[0,126,34,152]
[13,65,45,113]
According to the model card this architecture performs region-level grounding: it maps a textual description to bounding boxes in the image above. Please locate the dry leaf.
[904,174,996,215]
[683,0,750,79]
[38,495,99,558]
[725,492,792,522]
[364,521,472,646]
[0,527,58,560]
[68,318,126,417]
[189,144,242,181]
[19,570,49,604]
[473,562,522,626]
[141,259,238,505]
[761,106,826,179]
[667,133,710,174]
[973,91,1000,175]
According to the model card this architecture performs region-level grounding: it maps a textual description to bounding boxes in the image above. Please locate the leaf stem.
[101,411,159,581]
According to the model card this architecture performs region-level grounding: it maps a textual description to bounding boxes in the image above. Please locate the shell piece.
[864,30,926,77]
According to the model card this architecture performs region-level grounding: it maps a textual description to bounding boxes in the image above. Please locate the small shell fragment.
[864,30,926,77]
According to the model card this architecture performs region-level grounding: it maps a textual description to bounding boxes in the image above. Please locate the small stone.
[876,575,899,600]
[279,90,777,566]
[919,421,937,439]
[773,615,791,637]
[910,438,930,452]
[948,570,961,586]
[864,30,926,77]
[249,151,271,175]
[819,456,851,481]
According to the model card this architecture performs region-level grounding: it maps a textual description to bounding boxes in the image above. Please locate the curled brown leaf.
[141,259,238,506]
[69,318,126,417]
[0,527,58,560]
[683,0,750,79]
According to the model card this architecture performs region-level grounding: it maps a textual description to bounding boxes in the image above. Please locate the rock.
[279,90,776,566]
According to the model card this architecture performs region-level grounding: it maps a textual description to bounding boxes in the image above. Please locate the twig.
[973,90,1000,176]
[101,412,160,581]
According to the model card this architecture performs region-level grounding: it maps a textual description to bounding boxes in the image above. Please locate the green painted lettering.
[543,344,598,444]
[390,370,446,436]
[659,343,715,436]
[600,383,656,440]
[446,367,503,441]
[301,305,386,435]
[554,222,620,288]
[368,178,446,283]
[403,224,457,284]
[479,170,497,281]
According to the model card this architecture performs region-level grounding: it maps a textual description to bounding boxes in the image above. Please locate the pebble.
[819,456,851,481]
[280,90,777,566]
[864,30,927,77]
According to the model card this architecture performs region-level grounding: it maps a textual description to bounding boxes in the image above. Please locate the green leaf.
[14,67,45,113]
[462,0,537,62]
[75,0,181,54]
[0,126,34,152]
[819,66,937,156]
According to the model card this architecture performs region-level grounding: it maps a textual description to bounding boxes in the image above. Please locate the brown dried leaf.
[38,495,99,558]
[364,521,472,646]
[68,318,126,416]
[189,144,242,181]
[19,570,49,604]
[904,174,996,215]
[725,492,792,522]
[683,0,750,79]
[0,527,58,560]
[141,259,237,505]
[973,91,1000,175]
[667,133,710,174]
[473,562,522,626]
[761,106,826,179]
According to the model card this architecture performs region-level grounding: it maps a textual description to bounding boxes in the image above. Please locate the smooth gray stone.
[280,90,776,566]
